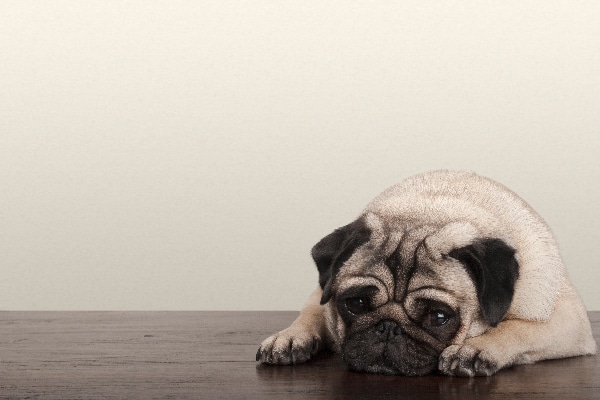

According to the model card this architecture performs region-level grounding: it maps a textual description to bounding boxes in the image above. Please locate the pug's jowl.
[256,170,596,376]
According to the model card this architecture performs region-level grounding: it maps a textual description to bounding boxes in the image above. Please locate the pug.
[256,170,597,376]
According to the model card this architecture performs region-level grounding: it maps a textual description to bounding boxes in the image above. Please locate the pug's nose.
[375,320,402,341]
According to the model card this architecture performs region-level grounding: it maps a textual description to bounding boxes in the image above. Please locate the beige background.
[1,1,599,311]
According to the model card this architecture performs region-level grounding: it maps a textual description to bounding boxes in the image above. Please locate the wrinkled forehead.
[332,213,479,302]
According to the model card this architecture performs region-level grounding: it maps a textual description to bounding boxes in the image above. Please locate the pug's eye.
[425,310,450,327]
[345,297,370,315]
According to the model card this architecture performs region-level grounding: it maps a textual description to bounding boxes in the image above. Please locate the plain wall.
[1,1,599,311]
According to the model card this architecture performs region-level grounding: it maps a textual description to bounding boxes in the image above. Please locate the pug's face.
[312,215,519,376]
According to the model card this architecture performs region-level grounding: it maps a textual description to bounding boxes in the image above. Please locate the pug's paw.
[438,344,500,377]
[256,327,322,365]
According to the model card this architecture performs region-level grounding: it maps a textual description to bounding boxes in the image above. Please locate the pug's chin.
[347,362,404,376]
[342,335,439,376]
[344,356,438,376]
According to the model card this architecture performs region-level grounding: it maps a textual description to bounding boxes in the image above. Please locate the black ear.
[448,239,519,327]
[311,218,371,305]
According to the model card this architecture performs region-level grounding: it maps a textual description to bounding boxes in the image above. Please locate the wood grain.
[0,311,598,399]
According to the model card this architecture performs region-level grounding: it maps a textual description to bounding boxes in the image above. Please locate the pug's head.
[312,214,519,376]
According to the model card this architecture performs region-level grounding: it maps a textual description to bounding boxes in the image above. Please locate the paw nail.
[451,359,459,371]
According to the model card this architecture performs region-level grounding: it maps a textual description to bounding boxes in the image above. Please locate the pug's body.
[257,170,596,376]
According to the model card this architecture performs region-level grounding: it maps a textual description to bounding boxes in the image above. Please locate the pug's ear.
[448,239,519,327]
[311,219,371,305]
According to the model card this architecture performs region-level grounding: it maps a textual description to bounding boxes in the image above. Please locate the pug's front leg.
[438,318,549,376]
[438,291,597,377]
[256,286,326,365]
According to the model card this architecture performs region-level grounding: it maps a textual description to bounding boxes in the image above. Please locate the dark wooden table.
[0,311,598,399]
